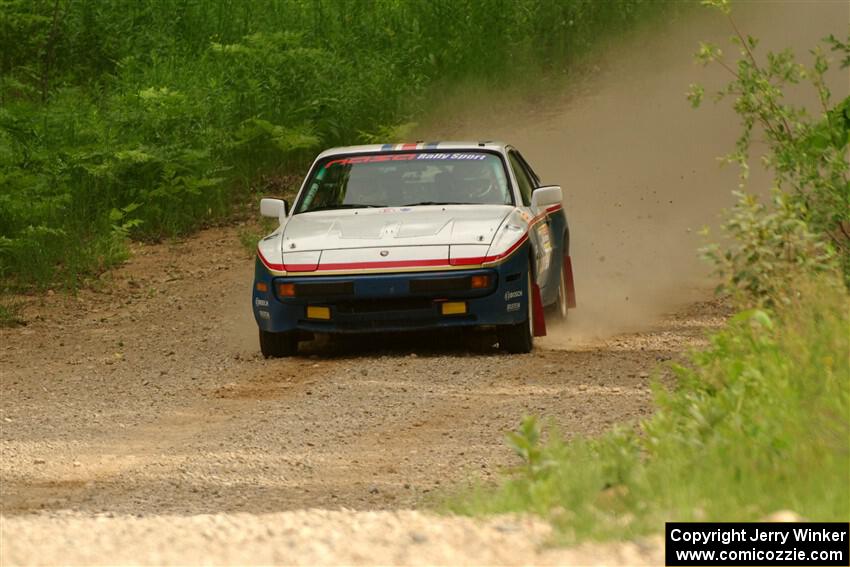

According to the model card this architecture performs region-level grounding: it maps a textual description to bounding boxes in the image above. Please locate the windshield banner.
[325,153,489,167]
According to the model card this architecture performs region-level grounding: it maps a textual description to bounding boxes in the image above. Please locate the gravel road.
[0,225,725,564]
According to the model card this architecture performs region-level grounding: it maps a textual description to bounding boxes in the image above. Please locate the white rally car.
[252,141,576,356]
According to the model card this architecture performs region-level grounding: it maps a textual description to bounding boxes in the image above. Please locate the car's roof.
[316,141,508,159]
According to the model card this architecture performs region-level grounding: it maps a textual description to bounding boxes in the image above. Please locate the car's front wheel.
[259,329,298,358]
[498,266,534,354]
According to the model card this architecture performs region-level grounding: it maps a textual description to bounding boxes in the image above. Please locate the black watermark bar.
[666,522,849,566]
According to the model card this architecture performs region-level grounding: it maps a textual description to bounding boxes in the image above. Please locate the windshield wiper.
[306,204,383,212]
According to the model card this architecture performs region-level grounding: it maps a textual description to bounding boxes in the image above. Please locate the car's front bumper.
[251,247,530,334]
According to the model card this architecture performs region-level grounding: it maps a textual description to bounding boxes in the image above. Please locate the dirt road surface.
[0,226,720,565]
[0,223,726,512]
[2,1,847,565]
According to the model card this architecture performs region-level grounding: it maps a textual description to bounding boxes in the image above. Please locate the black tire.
[498,266,534,354]
[259,329,298,358]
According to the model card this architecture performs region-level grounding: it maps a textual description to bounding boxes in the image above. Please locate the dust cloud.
[416,1,849,344]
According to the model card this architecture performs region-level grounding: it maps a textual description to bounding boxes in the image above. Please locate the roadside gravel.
[0,510,664,566]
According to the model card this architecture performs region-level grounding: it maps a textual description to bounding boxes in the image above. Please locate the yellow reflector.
[255,281,268,293]
[441,301,467,315]
[306,305,331,320]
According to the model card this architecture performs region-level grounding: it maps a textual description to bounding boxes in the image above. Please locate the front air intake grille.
[409,276,471,293]
[335,297,433,314]
[294,281,354,297]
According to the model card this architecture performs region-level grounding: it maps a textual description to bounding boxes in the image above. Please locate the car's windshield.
[295,151,512,213]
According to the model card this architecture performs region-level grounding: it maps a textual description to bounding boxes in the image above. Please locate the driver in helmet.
[456,160,507,204]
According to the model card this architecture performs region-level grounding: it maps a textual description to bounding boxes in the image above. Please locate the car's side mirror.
[260,198,288,221]
[530,185,562,209]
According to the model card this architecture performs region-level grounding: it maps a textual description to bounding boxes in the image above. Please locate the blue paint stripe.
[424,141,440,149]
[381,143,394,151]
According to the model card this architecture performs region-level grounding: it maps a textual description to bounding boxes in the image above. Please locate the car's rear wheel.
[259,329,298,358]
[498,266,534,354]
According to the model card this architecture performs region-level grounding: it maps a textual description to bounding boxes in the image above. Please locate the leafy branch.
[692,0,850,291]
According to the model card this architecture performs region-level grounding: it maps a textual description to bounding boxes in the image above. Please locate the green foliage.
[0,0,669,289]
[453,277,850,540]
[701,190,836,306]
[506,416,555,482]
[690,6,850,284]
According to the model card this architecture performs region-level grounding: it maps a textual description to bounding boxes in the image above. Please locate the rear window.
[294,151,512,214]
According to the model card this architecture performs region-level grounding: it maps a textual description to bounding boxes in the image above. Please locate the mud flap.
[532,282,547,337]
[564,255,577,309]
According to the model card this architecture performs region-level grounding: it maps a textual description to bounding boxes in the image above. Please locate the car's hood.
[281,205,513,253]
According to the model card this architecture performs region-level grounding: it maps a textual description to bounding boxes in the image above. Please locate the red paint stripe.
[257,249,284,272]
[449,234,530,266]
[284,264,319,272]
[449,256,485,266]
[485,233,529,262]
[527,204,561,226]
[400,143,417,150]
[315,258,449,271]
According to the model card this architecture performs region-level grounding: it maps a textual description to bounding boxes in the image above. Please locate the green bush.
[453,276,849,540]
[701,190,836,307]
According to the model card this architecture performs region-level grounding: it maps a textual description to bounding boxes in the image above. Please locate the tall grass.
[0,0,668,289]
[452,277,849,540]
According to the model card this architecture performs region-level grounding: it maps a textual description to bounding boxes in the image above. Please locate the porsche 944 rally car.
[252,141,576,356]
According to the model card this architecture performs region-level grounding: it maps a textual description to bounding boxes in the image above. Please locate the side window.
[508,151,534,206]
[515,151,541,187]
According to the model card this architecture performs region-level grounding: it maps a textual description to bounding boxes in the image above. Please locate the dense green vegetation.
[455,3,850,540]
[0,0,666,289]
